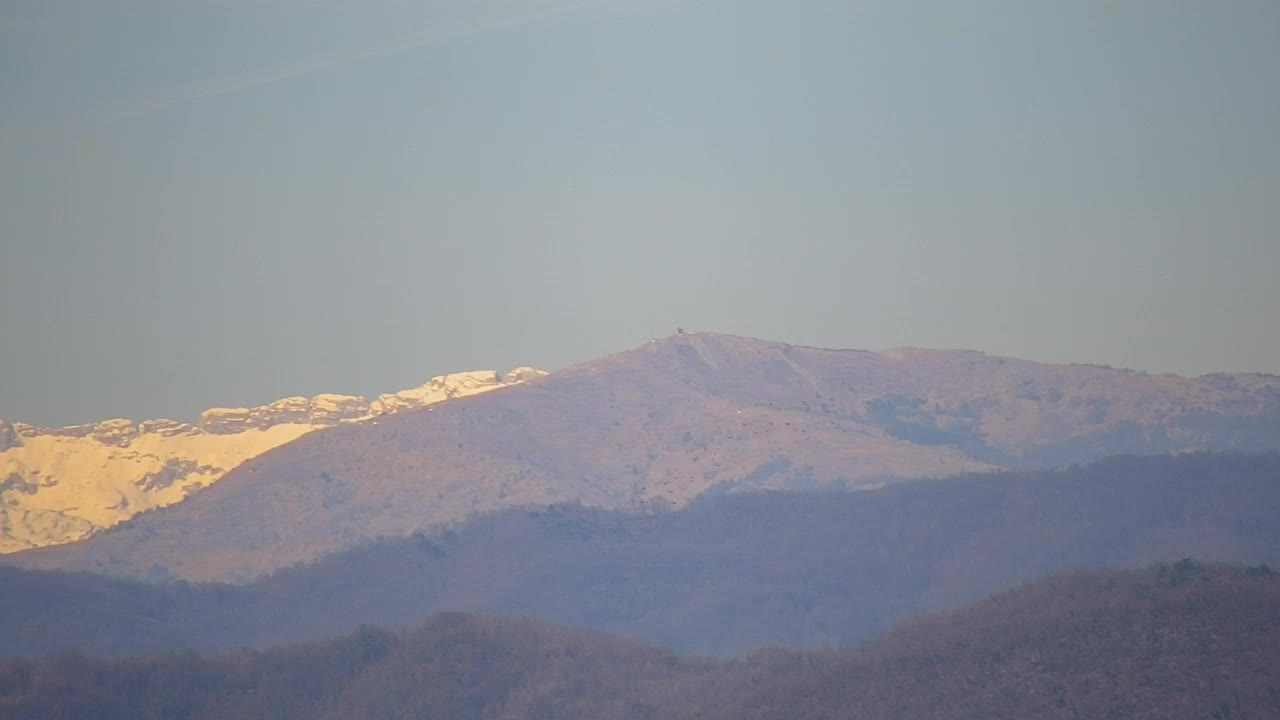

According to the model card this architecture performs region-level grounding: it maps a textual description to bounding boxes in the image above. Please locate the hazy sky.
[2,0,1278,426]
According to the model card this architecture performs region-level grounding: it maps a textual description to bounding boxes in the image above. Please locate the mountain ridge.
[0,367,547,552]
[6,332,1279,580]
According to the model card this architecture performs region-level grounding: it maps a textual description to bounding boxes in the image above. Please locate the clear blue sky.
[2,0,1278,426]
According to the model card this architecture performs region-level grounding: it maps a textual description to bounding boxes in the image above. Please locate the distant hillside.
[2,563,1277,720]
[2,453,1277,659]
[692,561,1280,720]
[0,367,546,553]
[8,333,1279,582]
[0,612,707,720]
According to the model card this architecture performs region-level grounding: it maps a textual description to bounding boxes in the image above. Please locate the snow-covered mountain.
[12,333,1280,584]
[0,367,546,552]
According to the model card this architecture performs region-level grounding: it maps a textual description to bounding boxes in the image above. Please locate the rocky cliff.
[0,368,546,553]
[0,419,19,453]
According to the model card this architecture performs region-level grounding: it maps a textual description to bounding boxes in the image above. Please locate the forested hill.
[2,562,1277,720]
[696,560,1280,720]
[2,452,1278,659]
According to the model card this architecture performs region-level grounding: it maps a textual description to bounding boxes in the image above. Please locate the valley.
[2,452,1276,658]
[3,562,1276,720]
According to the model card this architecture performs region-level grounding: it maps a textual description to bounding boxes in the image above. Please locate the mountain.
[2,453,1277,658]
[2,563,1277,720]
[7,332,1279,582]
[0,367,546,553]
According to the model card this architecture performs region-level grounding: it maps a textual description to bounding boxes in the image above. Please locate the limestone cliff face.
[0,368,547,553]
[0,420,19,452]
[198,394,372,434]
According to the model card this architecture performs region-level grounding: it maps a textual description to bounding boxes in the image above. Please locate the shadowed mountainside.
[1,453,1277,659]
[691,561,1280,720]
[8,333,1280,582]
[2,562,1277,720]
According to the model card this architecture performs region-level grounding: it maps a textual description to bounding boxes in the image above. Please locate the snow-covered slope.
[0,368,546,553]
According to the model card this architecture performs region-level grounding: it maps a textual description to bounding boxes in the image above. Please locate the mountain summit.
[7,333,1279,581]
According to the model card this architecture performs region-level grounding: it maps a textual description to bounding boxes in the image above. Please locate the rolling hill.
[692,560,1280,720]
[2,453,1277,659]
[2,562,1277,720]
[7,332,1279,581]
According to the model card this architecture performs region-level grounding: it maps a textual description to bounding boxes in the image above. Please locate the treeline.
[2,562,1277,720]
[2,452,1278,659]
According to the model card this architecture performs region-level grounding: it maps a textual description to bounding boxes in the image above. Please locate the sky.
[1,0,1278,426]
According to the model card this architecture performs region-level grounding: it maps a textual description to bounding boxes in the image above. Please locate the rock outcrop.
[372,370,516,415]
[0,420,18,452]
[137,419,199,438]
[92,419,140,447]
[0,367,545,553]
